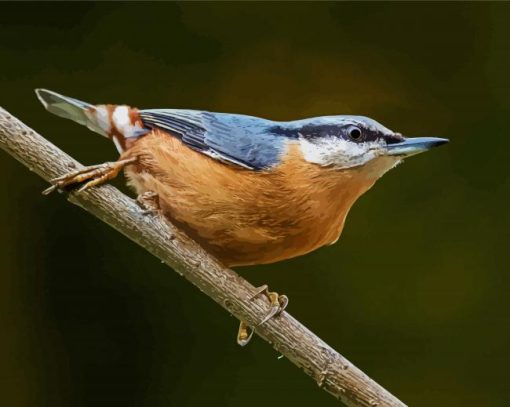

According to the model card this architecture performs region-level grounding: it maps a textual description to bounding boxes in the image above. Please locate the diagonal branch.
[0,107,406,407]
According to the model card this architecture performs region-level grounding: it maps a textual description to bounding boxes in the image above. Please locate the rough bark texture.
[0,107,406,407]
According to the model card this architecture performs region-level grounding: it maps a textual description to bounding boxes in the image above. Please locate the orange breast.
[121,130,377,267]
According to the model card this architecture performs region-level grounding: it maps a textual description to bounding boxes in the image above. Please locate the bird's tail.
[35,88,148,153]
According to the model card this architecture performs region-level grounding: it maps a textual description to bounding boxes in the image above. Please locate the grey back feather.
[139,109,287,170]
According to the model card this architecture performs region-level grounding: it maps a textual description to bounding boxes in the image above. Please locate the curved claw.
[258,290,288,325]
[278,294,289,313]
[259,307,280,326]
[237,321,255,347]
[237,285,289,346]
[136,191,161,214]
[42,184,58,195]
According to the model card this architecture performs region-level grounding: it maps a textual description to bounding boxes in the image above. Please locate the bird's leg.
[136,191,160,215]
[42,157,138,195]
[237,284,289,346]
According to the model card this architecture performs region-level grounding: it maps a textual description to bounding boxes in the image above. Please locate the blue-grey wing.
[138,109,286,170]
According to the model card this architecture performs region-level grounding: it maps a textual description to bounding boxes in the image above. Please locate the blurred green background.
[1,2,508,406]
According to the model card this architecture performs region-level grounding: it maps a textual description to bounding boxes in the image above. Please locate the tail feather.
[35,89,149,153]
[35,89,106,134]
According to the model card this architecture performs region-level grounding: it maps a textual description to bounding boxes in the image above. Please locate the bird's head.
[289,116,448,179]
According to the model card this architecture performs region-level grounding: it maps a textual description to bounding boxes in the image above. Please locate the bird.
[35,88,448,345]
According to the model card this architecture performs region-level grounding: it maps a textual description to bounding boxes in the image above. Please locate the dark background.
[1,2,508,406]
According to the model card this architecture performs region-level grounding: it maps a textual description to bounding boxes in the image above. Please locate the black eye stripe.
[270,124,343,139]
[385,133,405,144]
[269,124,383,143]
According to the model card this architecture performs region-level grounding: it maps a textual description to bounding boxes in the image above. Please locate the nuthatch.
[36,89,448,345]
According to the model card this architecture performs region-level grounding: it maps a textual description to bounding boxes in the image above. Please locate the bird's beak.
[385,137,449,157]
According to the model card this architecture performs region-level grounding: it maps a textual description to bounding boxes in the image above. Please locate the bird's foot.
[42,157,137,195]
[237,284,288,346]
[137,191,160,215]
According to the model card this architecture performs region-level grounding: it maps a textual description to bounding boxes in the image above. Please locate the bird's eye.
[348,126,363,141]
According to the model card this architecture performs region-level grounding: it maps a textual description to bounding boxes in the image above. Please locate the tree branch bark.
[0,107,406,407]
